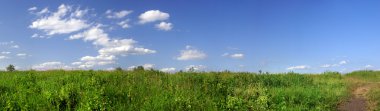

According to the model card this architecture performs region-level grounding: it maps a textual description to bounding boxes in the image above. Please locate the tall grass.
[0,70,348,110]
[346,70,380,82]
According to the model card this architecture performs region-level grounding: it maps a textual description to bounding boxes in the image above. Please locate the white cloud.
[32,61,72,70]
[1,52,10,54]
[160,67,176,73]
[0,56,9,60]
[339,60,348,65]
[287,65,310,70]
[71,62,82,65]
[31,34,38,38]
[71,9,88,18]
[185,65,207,71]
[11,45,19,48]
[0,41,20,49]
[230,53,244,59]
[127,66,136,70]
[105,67,116,71]
[320,60,349,68]
[320,64,331,68]
[74,55,116,68]
[365,65,374,68]
[30,4,89,36]
[106,10,132,19]
[221,53,229,57]
[176,46,207,60]
[127,64,155,70]
[30,4,156,69]
[28,7,37,11]
[37,8,49,15]
[139,10,170,24]
[155,22,173,31]
[31,33,46,38]
[0,41,14,45]
[118,19,130,29]
[70,26,156,56]
[222,53,244,59]
[16,53,28,57]
[142,64,154,69]
[69,26,110,46]
[69,26,155,68]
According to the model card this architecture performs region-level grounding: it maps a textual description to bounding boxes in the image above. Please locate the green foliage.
[6,64,15,72]
[115,67,123,71]
[0,70,349,110]
[346,70,380,82]
[368,87,380,111]
[133,66,144,71]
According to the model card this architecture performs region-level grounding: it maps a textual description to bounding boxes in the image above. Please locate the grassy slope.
[0,70,349,110]
[346,70,380,111]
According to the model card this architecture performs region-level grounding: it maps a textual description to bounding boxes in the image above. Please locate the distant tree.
[258,70,262,74]
[134,66,144,71]
[6,64,15,72]
[115,67,123,71]
[188,67,195,72]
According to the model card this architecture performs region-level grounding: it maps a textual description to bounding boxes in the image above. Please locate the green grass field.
[0,70,358,110]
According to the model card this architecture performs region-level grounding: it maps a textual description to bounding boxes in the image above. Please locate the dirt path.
[338,82,379,111]
[338,84,370,111]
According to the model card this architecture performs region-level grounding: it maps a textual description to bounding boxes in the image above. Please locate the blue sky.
[0,0,379,73]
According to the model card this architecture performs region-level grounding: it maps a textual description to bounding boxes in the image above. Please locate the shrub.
[6,64,15,72]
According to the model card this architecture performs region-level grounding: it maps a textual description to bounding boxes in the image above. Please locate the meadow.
[0,69,357,111]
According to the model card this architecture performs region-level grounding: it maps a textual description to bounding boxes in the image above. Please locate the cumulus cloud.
[0,41,20,49]
[32,61,72,70]
[320,60,348,68]
[37,8,49,15]
[287,65,310,70]
[139,10,169,24]
[11,45,19,48]
[29,4,89,36]
[69,26,155,68]
[31,33,49,38]
[222,53,244,59]
[176,45,207,60]
[0,41,15,45]
[160,67,176,73]
[365,65,374,68]
[127,64,155,70]
[1,52,10,54]
[106,10,132,19]
[320,64,332,68]
[30,4,157,69]
[70,26,156,56]
[0,56,9,60]
[155,22,173,31]
[118,19,130,29]
[339,60,347,65]
[221,53,229,57]
[185,65,207,71]
[16,53,29,57]
[71,62,82,65]
[73,55,116,68]
[28,7,37,11]
[230,53,244,59]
